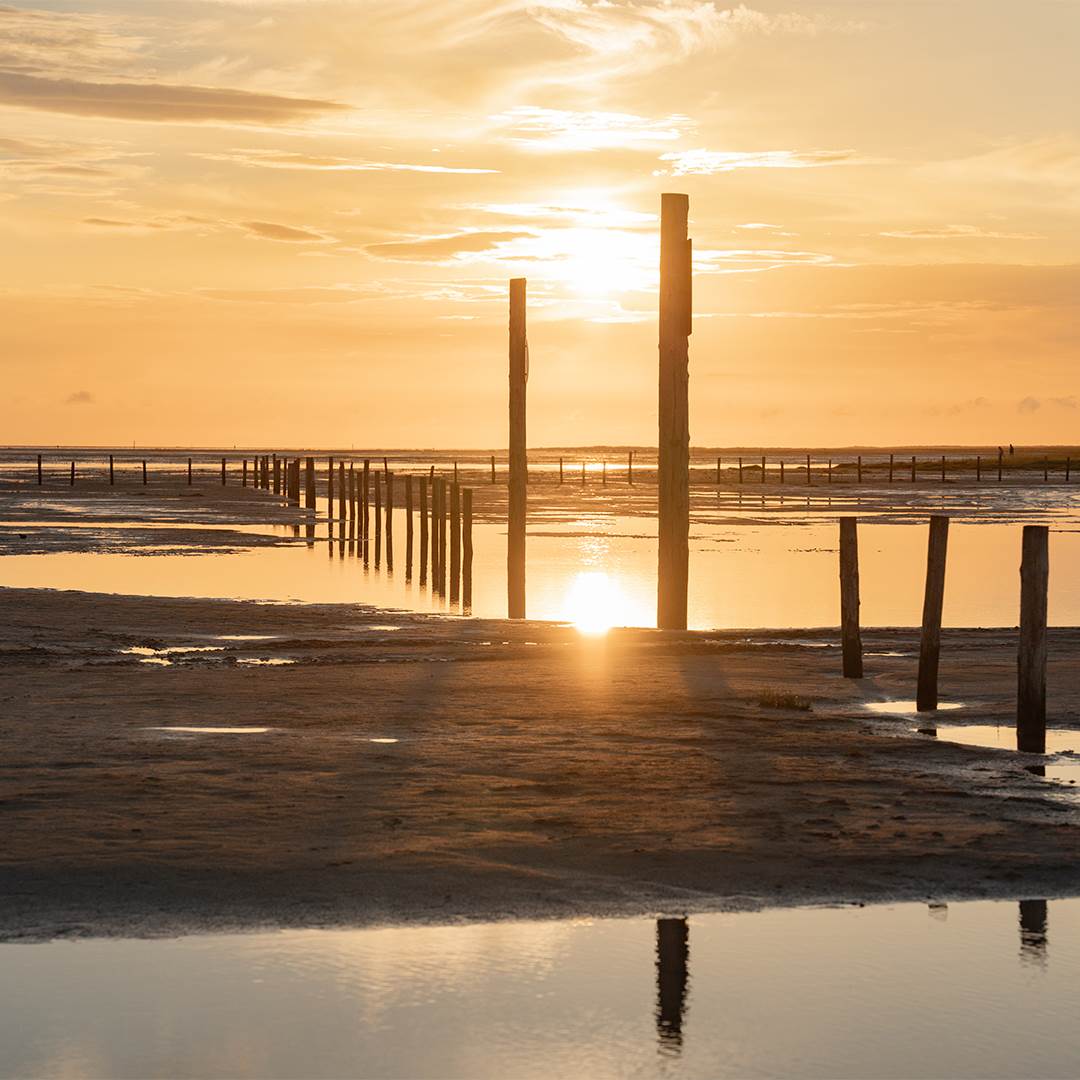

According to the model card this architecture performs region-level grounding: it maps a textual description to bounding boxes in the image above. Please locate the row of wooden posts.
[839,515,1049,753]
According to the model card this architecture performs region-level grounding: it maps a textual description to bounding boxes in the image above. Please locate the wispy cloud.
[880,224,1044,240]
[694,247,838,274]
[657,148,865,175]
[0,71,345,124]
[367,229,535,261]
[198,148,497,173]
[491,106,690,151]
[240,220,330,242]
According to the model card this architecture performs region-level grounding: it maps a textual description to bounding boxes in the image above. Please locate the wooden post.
[1018,525,1049,753]
[508,276,528,619]
[438,478,448,594]
[491,454,496,484]
[656,918,689,1048]
[602,461,607,485]
[37,453,42,485]
[657,192,691,631]
[760,454,766,483]
[305,457,315,512]
[450,480,461,602]
[976,455,981,482]
[348,465,356,538]
[857,455,862,484]
[109,454,114,486]
[221,457,227,486]
[780,460,785,485]
[998,447,1003,482]
[911,455,916,483]
[839,517,863,678]
[889,453,894,483]
[383,456,389,477]
[463,487,473,608]
[429,464,435,484]
[629,450,634,485]
[362,459,370,542]
[807,453,811,485]
[941,455,946,483]
[738,456,743,483]
[716,457,721,485]
[1043,456,1049,483]
[328,457,335,515]
[373,471,382,566]
[242,459,247,487]
[70,460,75,486]
[385,471,394,570]
[272,453,279,495]
[454,461,459,484]
[187,457,192,485]
[405,474,414,577]
[431,478,441,589]
[559,457,563,484]
[581,460,586,486]
[338,462,346,527]
[419,476,429,586]
[917,516,950,712]
[142,459,147,485]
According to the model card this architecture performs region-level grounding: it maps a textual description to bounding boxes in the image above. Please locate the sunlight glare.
[562,571,630,635]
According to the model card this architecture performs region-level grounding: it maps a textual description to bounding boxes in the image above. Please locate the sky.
[1,0,1078,448]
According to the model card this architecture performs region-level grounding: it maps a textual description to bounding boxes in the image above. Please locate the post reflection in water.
[655,917,689,1054]
[1019,899,1048,966]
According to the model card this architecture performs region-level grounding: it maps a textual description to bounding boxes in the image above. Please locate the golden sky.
[2,0,1078,447]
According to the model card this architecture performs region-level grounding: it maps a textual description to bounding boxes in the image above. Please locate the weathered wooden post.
[941,455,946,483]
[187,457,192,485]
[889,453,894,483]
[657,191,691,631]
[431,478,441,589]
[780,460,785,485]
[917,516,950,712]
[338,462,346,528]
[508,276,528,619]
[827,457,832,484]
[221,457,227,486]
[450,481,461,602]
[37,454,42,485]
[911,455,916,482]
[348,465,356,539]
[383,456,389,477]
[1018,525,1049,753]
[438,478,448,594]
[242,459,248,487]
[463,487,473,608]
[559,457,564,484]
[405,474,414,577]
[602,461,607,485]
[760,454,766,483]
[362,459,370,542]
[429,464,435,484]
[70,460,75,486]
[327,457,335,515]
[419,476,429,586]
[839,517,863,678]
[656,917,689,1048]
[857,455,862,484]
[807,453,811,485]
[491,454,496,484]
[629,450,635,485]
[453,461,459,484]
[109,454,114,486]
[373,470,382,566]
[738,456,744,483]
[305,457,315,512]
[976,455,981,482]
[998,447,1004,482]
[272,453,279,495]
[385,471,394,570]
[581,461,586,486]
[716,457,721,485]
[142,459,147,485]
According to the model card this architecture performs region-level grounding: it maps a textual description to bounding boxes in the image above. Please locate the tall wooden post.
[373,471,382,567]
[385,471,394,571]
[917,516,950,712]
[657,192,691,630]
[272,453,279,495]
[911,455,916,483]
[438,478,448,595]
[656,918,689,1048]
[327,457,334,515]
[463,487,473,609]
[889,453,894,483]
[839,517,863,678]
[419,476,429,586]
[348,465,356,539]
[362,459,370,543]
[405,474,414,578]
[1018,525,1049,753]
[450,481,461,603]
[508,276,528,619]
[305,457,315,512]
[338,462,346,528]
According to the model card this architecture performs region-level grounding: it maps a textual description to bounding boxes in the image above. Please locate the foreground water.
[3,506,1080,629]
[2,899,1077,1079]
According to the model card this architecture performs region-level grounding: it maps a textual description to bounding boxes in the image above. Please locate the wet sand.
[2,481,1080,941]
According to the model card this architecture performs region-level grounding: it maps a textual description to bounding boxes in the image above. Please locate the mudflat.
[2,583,1079,942]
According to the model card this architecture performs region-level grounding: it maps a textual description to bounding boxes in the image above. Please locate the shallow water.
[4,508,1080,631]
[2,899,1079,1079]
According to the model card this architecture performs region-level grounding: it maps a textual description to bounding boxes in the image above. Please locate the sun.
[562,571,632,635]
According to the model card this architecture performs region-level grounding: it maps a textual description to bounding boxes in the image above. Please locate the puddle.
[147,726,270,735]
[865,700,965,716]
[3,899,1080,1078]
[235,658,295,666]
[368,737,399,744]
[932,725,1080,754]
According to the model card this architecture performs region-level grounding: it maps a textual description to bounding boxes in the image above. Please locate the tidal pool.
[2,899,1078,1078]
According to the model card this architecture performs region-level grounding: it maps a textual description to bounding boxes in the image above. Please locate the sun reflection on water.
[562,570,641,635]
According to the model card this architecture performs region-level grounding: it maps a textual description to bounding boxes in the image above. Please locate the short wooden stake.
[917,516,950,712]
[142,460,147,485]
[889,453,894,483]
[1017,525,1049,753]
[187,457,192,485]
[242,460,247,487]
[37,453,42,485]
[998,447,1003,482]
[109,454,114,486]
[70,460,75,486]
[839,517,863,678]
[491,454,496,484]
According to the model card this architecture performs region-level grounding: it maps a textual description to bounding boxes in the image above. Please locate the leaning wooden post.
[304,456,316,512]
[450,480,461,602]
[37,453,42,485]
[657,191,691,630]
[187,457,192,485]
[109,454,114,486]
[839,517,863,678]
[419,476,429,585]
[462,487,473,608]
[1018,525,1049,753]
[508,276,528,619]
[917,516,950,712]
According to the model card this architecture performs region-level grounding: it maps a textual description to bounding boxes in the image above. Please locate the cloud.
[657,148,865,175]
[694,248,838,273]
[240,220,330,242]
[65,389,93,405]
[0,71,345,124]
[367,230,534,261]
[470,200,655,228]
[490,106,690,151]
[198,148,496,173]
[880,224,1044,240]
